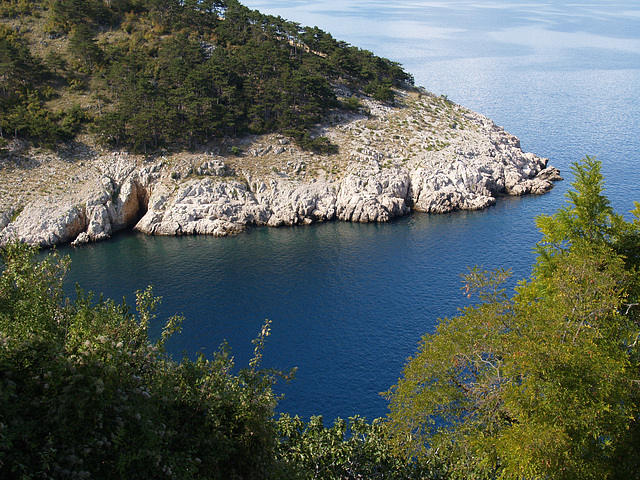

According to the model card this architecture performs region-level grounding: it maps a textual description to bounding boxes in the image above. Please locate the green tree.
[1,0,414,150]
[0,27,45,96]
[68,23,103,70]
[386,158,640,479]
[45,50,69,74]
[0,26,50,139]
[364,79,395,103]
[48,0,113,32]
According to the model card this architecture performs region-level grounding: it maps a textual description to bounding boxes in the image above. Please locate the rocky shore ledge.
[0,88,561,248]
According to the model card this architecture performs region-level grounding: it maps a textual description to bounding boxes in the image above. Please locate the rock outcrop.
[0,88,562,248]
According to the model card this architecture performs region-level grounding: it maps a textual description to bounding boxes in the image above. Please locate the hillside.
[0,0,412,153]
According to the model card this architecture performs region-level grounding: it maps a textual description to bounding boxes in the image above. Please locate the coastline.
[0,87,562,248]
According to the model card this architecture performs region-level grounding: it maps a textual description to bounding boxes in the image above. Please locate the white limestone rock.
[72,232,90,246]
[251,176,337,226]
[0,88,561,247]
[86,204,112,241]
[196,160,233,177]
[337,167,410,222]
[0,203,86,248]
[109,177,143,230]
[135,178,270,236]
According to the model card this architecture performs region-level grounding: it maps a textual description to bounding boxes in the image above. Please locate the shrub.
[342,96,362,112]
[274,415,434,479]
[0,243,290,479]
[364,79,395,103]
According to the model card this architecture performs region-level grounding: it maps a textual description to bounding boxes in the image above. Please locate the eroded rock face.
[136,178,269,236]
[1,204,86,247]
[336,167,410,222]
[250,176,337,226]
[0,88,562,247]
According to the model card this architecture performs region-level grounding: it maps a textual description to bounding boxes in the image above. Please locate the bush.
[342,96,362,112]
[364,79,395,103]
[0,242,291,479]
[274,415,435,479]
[284,129,338,155]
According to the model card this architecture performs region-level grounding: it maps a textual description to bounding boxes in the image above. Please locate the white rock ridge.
[0,88,561,248]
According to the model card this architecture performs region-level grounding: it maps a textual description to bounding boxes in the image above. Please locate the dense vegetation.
[387,157,640,479]
[0,243,288,478]
[2,158,640,479]
[0,0,413,153]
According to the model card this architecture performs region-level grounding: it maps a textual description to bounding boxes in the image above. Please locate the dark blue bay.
[58,0,640,422]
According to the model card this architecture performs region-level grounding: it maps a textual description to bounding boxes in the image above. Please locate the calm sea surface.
[57,1,640,422]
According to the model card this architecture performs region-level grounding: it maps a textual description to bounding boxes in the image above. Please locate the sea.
[56,0,640,423]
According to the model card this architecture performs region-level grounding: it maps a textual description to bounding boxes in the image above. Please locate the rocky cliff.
[0,88,561,248]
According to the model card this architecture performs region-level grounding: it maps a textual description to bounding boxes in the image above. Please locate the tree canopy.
[0,0,413,152]
[386,157,640,479]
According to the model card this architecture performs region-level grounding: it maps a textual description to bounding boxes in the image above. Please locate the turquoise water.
[59,1,640,421]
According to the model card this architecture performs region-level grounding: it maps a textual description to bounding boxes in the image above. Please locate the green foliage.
[274,415,435,479]
[342,96,363,112]
[60,104,90,137]
[46,0,114,33]
[303,136,338,155]
[68,23,103,70]
[386,158,640,479]
[45,51,69,74]
[0,26,75,147]
[0,242,291,479]
[284,129,338,154]
[0,26,47,100]
[364,79,395,103]
[535,156,614,261]
[0,0,40,18]
[0,0,413,152]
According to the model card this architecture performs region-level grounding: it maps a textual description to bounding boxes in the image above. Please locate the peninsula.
[0,88,561,247]
[0,0,561,247]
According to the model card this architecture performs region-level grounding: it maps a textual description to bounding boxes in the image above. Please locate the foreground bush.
[274,415,436,479]
[0,242,289,479]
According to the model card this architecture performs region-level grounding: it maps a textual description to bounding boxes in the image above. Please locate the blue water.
[58,1,640,422]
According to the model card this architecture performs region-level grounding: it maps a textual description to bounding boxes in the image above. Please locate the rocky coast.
[0,88,561,248]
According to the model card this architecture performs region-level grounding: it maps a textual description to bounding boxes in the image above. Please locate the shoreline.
[0,87,562,248]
